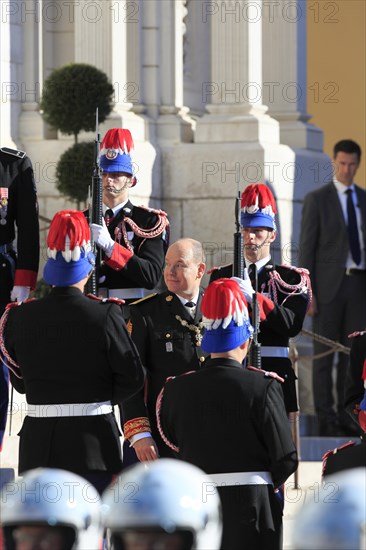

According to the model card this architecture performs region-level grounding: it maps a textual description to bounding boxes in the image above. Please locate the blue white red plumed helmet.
[100,128,137,185]
[43,210,95,286]
[240,183,277,230]
[201,278,253,353]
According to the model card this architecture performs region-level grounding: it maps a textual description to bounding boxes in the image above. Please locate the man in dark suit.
[158,278,298,550]
[90,128,169,304]
[122,238,207,462]
[299,139,366,436]
[0,146,39,451]
[0,210,144,494]
[210,183,311,414]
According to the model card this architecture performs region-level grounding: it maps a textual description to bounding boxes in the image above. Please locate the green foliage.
[40,63,114,140]
[56,142,95,204]
[32,278,52,299]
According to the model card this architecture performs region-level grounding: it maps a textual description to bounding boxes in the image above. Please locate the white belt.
[100,288,146,300]
[209,471,273,486]
[261,346,289,358]
[27,401,113,418]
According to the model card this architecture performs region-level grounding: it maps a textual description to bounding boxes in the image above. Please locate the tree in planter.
[40,63,114,143]
[56,141,95,209]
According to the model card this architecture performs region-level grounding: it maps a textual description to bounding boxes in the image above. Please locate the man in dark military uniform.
[90,128,169,304]
[0,146,39,450]
[345,330,366,431]
[0,210,144,494]
[209,183,310,414]
[158,279,298,550]
[321,330,365,478]
[122,238,207,462]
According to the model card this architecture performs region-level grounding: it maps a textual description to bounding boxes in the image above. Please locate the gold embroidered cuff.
[124,417,151,440]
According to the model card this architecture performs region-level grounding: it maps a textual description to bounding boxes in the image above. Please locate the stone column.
[261,0,323,149]
[0,7,17,145]
[195,0,279,143]
[156,0,194,142]
[19,0,44,141]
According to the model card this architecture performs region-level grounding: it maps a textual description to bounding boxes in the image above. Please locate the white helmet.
[292,467,366,550]
[102,459,222,550]
[0,468,102,550]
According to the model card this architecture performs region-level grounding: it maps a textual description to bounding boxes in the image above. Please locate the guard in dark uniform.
[345,330,366,430]
[0,210,144,494]
[90,128,169,305]
[158,278,298,550]
[122,238,207,462]
[209,183,311,413]
[0,147,39,450]
[322,330,366,477]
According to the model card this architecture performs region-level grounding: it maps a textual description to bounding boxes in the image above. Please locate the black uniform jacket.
[100,200,168,290]
[322,437,366,478]
[0,149,39,301]
[4,287,144,475]
[210,263,309,412]
[345,332,366,424]
[123,290,208,454]
[159,358,298,549]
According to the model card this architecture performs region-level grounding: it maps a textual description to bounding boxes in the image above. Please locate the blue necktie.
[346,189,361,265]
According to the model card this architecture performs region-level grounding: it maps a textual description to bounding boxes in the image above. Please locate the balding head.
[164,239,206,299]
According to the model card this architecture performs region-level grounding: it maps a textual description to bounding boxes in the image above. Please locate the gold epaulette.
[130,293,158,306]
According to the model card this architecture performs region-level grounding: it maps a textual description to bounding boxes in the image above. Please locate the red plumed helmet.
[100,128,136,183]
[200,278,253,353]
[100,128,134,154]
[240,183,277,230]
[47,210,91,262]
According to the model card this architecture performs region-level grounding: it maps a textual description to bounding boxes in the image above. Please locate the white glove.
[91,218,115,257]
[231,272,254,305]
[10,286,30,302]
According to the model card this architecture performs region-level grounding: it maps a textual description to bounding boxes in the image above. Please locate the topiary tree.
[40,63,114,143]
[56,141,95,208]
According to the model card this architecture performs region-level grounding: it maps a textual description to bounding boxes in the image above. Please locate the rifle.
[233,188,262,368]
[233,190,244,278]
[248,263,262,369]
[86,108,103,295]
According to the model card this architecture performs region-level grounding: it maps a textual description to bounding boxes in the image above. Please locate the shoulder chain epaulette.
[0,147,26,159]
[348,330,366,339]
[267,264,312,309]
[86,293,125,305]
[114,207,170,252]
[0,302,27,379]
[247,365,285,383]
[321,440,356,478]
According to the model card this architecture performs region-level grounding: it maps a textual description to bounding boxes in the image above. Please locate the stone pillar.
[195,0,279,144]
[0,6,17,146]
[156,0,194,142]
[19,0,44,142]
[182,0,211,116]
[261,0,323,150]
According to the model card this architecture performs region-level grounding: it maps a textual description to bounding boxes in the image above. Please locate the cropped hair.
[333,140,361,161]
